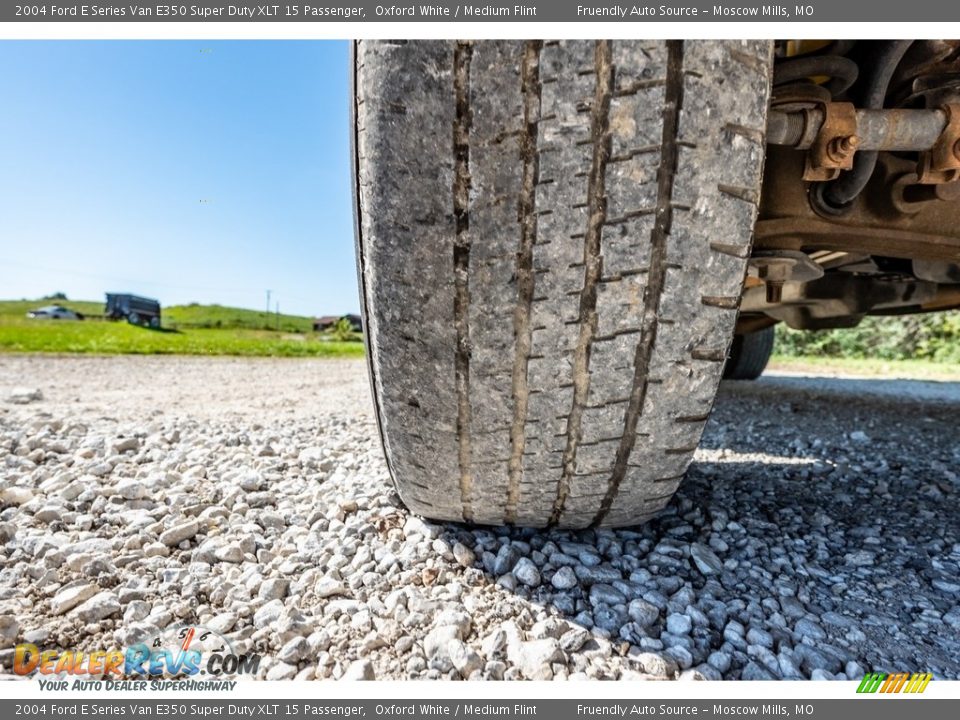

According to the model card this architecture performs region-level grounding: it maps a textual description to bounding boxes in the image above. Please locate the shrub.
[775,311,960,364]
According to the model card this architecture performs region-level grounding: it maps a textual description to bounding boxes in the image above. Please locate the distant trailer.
[105,293,161,328]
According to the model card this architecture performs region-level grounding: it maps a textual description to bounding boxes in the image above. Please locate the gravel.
[0,355,958,681]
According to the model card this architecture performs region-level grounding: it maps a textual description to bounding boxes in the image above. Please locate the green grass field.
[768,355,960,381]
[0,299,364,358]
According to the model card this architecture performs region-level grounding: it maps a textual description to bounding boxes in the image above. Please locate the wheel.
[723,326,775,381]
[128,312,140,326]
[149,317,160,329]
[354,40,772,528]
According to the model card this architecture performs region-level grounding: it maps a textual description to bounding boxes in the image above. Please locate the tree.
[332,317,356,342]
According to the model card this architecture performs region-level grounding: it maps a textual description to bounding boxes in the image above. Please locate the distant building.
[313,314,362,332]
[313,315,339,331]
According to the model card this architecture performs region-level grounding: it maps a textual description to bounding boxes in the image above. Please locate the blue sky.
[0,40,357,316]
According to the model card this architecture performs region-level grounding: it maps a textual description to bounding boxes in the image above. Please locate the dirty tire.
[723,326,775,381]
[354,40,772,528]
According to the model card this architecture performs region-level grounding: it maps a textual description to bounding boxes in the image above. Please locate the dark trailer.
[105,293,161,328]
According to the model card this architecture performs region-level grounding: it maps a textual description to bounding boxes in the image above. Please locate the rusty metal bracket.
[917,103,960,184]
[803,102,860,182]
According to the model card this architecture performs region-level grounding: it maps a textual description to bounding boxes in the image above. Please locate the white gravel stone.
[34,506,62,524]
[159,520,199,547]
[342,659,375,680]
[259,579,289,601]
[115,479,145,500]
[452,543,476,568]
[113,437,140,453]
[7,387,42,404]
[315,577,347,598]
[0,615,19,646]
[277,636,309,664]
[266,662,298,680]
[509,639,564,680]
[144,542,169,558]
[448,639,483,677]
[214,544,244,563]
[73,591,120,622]
[51,583,98,615]
[1,487,34,506]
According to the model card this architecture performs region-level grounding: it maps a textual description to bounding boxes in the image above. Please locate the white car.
[26,305,83,320]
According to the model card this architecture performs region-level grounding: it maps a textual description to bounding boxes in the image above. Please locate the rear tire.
[354,40,772,528]
[723,326,775,380]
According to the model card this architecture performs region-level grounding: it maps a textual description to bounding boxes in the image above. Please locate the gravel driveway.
[1,355,958,681]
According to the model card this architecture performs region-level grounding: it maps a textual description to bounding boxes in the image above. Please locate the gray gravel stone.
[589,584,626,607]
[550,566,578,590]
[690,543,723,574]
[493,545,521,576]
[741,662,777,680]
[627,599,660,628]
[512,557,541,588]
[746,627,774,649]
[707,651,732,674]
[794,618,827,641]
[666,613,692,636]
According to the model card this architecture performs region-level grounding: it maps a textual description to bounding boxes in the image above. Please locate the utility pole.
[265,289,271,328]
[275,301,280,331]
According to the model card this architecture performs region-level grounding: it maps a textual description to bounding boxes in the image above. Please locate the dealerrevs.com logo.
[857,672,933,694]
[14,624,261,691]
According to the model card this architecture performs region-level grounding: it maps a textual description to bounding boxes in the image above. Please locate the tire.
[354,40,772,528]
[723,326,775,381]
[149,317,160,329]
[127,313,140,326]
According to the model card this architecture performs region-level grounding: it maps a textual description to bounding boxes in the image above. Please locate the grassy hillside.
[164,303,316,332]
[0,299,363,358]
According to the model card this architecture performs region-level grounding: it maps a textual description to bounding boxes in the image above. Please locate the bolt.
[829,134,860,161]
[841,135,860,152]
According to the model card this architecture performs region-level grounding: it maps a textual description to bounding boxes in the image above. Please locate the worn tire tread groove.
[549,39,615,527]
[453,41,475,523]
[591,39,685,528]
[505,40,544,524]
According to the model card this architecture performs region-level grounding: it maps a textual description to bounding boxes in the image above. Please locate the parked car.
[105,293,161,328]
[26,305,83,320]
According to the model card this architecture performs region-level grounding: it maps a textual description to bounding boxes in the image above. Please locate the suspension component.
[767,103,960,183]
[768,107,947,152]
[917,103,960,183]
